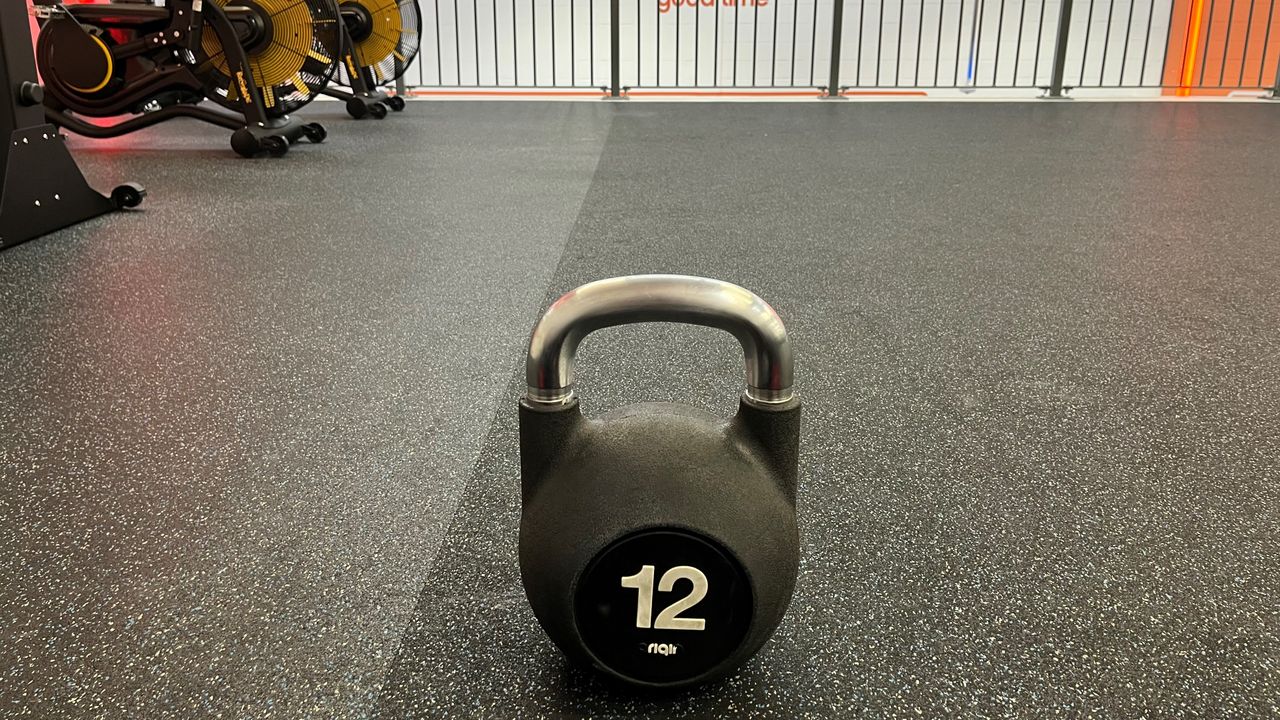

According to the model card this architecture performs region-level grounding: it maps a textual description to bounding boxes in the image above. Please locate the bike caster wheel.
[301,123,327,143]
[368,102,388,119]
[261,136,289,157]
[346,97,369,119]
[387,95,406,111]
[231,128,259,158]
[110,182,147,209]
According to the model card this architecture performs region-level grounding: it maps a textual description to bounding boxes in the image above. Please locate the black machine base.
[319,86,406,119]
[47,106,326,159]
[0,124,144,251]
[1,0,141,251]
[229,116,328,158]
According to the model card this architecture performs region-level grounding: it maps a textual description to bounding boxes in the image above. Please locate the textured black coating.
[518,401,802,688]
[733,397,802,501]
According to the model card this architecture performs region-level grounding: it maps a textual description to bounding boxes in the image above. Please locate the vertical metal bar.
[676,2,682,87]
[435,0,443,84]
[493,0,500,84]
[876,0,885,86]
[915,0,926,86]
[855,0,865,83]
[1099,0,1116,86]
[637,0,642,85]
[790,0,800,85]
[733,0,740,85]
[657,0,662,85]
[993,0,1008,86]
[610,0,621,95]
[550,0,558,84]
[1034,0,1048,85]
[455,0,462,85]
[1137,0,1154,86]
[1158,0,1178,87]
[1079,0,1094,86]
[935,0,946,85]
[857,0,866,84]
[771,0,780,86]
[1014,0,1028,87]
[1218,0,1237,86]
[512,0,519,85]
[696,0,702,86]
[1048,0,1075,95]
[474,0,481,85]
[531,0,538,86]
[955,0,967,85]
[571,0,576,86]
[1272,40,1280,93]
[752,0,760,86]
[1238,0,1257,86]
[1199,0,1217,86]
[1118,0,1136,86]
[828,0,847,94]
[808,0,818,86]
[970,0,984,87]
[1259,0,1277,87]
[590,0,595,86]
[894,0,905,86]
[715,0,721,85]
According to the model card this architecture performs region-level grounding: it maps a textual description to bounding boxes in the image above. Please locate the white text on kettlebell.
[647,643,679,656]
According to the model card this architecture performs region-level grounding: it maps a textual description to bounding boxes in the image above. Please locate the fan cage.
[199,0,342,117]
[337,0,420,88]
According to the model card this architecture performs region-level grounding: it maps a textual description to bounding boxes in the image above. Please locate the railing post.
[609,0,622,98]
[1270,55,1280,99]
[1046,0,1074,98]
[824,0,846,98]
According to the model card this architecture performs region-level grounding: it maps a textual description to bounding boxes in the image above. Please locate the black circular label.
[573,529,754,686]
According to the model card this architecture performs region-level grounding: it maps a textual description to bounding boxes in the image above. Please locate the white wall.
[409,0,1179,89]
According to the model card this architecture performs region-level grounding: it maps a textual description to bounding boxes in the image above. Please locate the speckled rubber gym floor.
[2,101,1277,718]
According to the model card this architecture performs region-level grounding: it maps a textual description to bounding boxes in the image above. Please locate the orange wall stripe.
[626,90,824,97]
[406,90,607,97]
[1179,0,1207,96]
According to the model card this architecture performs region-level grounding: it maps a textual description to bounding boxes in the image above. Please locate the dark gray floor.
[2,102,1277,719]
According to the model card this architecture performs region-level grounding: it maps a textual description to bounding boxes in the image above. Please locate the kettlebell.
[518,274,801,689]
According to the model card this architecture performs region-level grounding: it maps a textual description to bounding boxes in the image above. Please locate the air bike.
[317,0,421,119]
[2,0,142,251]
[33,0,342,157]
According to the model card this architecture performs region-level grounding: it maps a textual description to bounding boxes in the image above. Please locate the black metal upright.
[1271,51,1280,98]
[1,2,141,251]
[1046,0,1074,97]
[609,0,622,97]
[825,0,847,97]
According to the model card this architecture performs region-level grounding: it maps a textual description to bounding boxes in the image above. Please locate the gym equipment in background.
[518,275,801,689]
[318,0,420,119]
[2,0,142,251]
[33,0,340,157]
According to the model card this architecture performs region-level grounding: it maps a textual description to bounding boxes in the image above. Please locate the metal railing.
[1059,0,1280,91]
[409,0,1280,97]
[415,0,610,87]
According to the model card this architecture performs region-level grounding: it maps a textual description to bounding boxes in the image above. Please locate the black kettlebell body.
[518,275,801,689]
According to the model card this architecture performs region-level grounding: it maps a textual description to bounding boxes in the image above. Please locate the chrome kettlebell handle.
[524,275,795,409]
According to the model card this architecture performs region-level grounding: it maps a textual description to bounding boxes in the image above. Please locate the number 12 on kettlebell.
[518,275,801,689]
[621,565,708,630]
